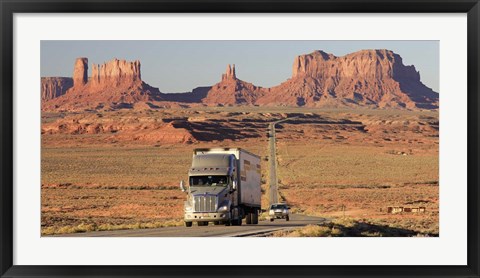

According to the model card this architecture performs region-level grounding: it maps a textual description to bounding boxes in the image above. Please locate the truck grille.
[194,195,217,212]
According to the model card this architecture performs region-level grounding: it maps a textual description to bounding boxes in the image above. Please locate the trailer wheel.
[245,213,252,224]
[252,210,259,224]
[185,222,192,227]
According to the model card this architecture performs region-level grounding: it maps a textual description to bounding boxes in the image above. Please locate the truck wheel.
[252,211,259,224]
[286,216,290,221]
[246,213,252,224]
[185,222,192,227]
[232,218,242,226]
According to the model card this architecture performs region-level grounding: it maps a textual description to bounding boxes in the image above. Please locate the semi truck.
[180,148,261,227]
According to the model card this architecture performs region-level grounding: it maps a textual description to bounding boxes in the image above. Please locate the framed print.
[1,0,479,277]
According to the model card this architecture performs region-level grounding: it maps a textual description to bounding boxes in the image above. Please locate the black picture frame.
[1,0,479,277]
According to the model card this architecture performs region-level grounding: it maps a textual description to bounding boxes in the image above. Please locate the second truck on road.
[180,148,261,227]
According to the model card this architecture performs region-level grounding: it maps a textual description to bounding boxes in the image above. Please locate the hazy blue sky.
[41,41,439,93]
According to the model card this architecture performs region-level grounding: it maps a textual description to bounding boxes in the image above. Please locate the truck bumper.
[184,212,230,222]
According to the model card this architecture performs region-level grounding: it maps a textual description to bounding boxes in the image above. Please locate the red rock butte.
[42,57,162,111]
[73,57,88,87]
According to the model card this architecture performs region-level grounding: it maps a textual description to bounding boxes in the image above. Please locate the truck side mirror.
[180,180,186,192]
[232,180,237,191]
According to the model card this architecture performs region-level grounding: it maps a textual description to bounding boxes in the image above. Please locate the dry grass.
[272,217,438,237]
[41,187,185,235]
[277,143,438,186]
[282,182,438,215]
[42,219,184,236]
[280,180,439,235]
[41,146,192,187]
[273,225,333,237]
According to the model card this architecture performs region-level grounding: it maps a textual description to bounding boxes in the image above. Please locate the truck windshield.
[190,176,228,187]
[271,204,287,209]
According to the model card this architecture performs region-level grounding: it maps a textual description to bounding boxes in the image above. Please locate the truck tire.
[252,210,259,224]
[246,213,252,224]
[232,218,242,226]
[231,208,242,226]
[185,222,192,227]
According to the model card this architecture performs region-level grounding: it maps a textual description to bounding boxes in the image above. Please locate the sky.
[41,41,439,93]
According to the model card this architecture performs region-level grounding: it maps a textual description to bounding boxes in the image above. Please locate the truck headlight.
[185,206,193,212]
[217,205,229,212]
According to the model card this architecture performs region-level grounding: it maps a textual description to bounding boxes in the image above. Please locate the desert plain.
[41,106,438,236]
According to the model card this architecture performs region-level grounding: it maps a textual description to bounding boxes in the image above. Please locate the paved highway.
[58,214,325,237]
[268,118,295,205]
[268,122,279,204]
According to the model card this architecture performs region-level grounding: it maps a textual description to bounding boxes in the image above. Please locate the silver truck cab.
[181,153,235,226]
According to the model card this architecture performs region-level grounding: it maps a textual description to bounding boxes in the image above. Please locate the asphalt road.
[268,118,295,205]
[58,214,326,237]
[268,122,279,204]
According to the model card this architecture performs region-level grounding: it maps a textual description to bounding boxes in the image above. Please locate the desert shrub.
[273,225,333,237]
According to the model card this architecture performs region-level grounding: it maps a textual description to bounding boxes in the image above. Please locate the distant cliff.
[42,50,438,111]
[41,77,73,101]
